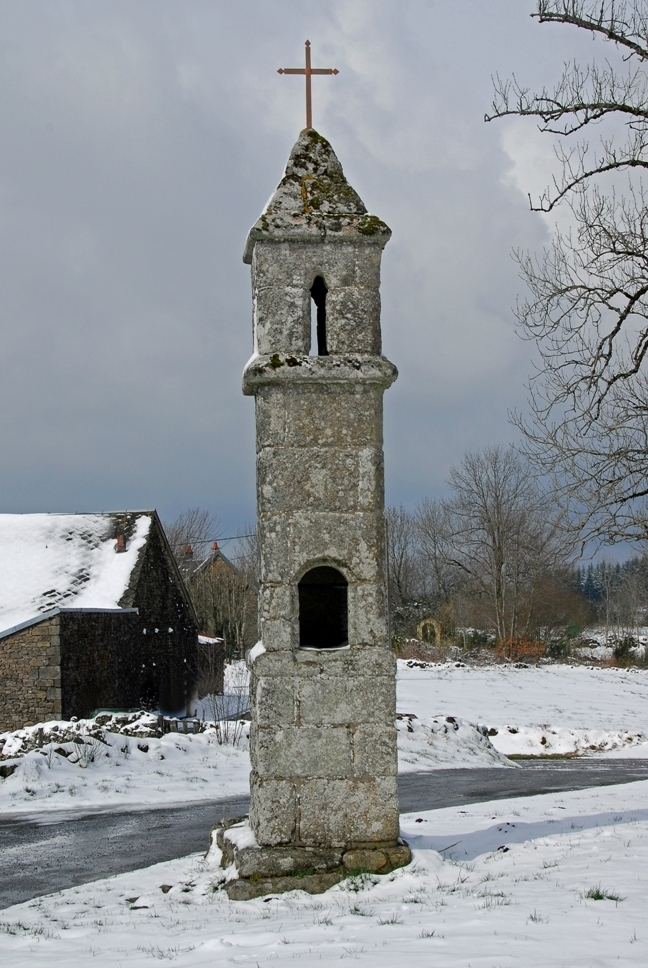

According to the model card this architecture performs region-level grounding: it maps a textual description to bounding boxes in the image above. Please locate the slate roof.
[0,511,154,634]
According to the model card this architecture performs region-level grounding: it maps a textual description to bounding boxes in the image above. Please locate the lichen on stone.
[244,129,391,253]
[358,214,389,237]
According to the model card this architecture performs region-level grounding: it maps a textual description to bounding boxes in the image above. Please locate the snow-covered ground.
[0,716,251,816]
[3,780,648,966]
[4,660,648,963]
[3,661,648,815]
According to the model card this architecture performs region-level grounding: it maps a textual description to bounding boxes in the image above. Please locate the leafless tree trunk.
[386,505,417,604]
[414,498,459,606]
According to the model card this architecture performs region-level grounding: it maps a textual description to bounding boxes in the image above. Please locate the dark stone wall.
[59,612,140,719]
[128,525,197,714]
[59,528,197,719]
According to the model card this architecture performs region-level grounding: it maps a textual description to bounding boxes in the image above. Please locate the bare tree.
[164,508,220,566]
[414,498,460,606]
[386,505,417,604]
[188,525,257,660]
[442,445,574,642]
[486,1,648,544]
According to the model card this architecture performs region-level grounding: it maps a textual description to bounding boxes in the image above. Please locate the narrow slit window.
[310,276,329,356]
[298,566,348,649]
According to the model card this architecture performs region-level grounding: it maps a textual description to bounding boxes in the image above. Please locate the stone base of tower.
[215,817,411,901]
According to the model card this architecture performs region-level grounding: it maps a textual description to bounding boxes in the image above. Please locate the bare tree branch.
[489,2,648,544]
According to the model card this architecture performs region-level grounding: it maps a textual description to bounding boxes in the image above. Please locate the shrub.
[613,635,637,665]
[546,639,570,660]
[495,638,545,661]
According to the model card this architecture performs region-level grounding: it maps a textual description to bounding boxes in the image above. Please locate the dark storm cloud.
[0,1,593,530]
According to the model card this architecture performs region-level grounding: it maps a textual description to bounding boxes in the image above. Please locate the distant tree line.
[386,444,596,655]
[573,557,648,635]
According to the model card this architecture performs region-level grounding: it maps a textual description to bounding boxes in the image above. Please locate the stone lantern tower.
[219,129,410,898]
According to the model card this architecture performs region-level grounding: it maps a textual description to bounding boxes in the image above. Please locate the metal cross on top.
[278,40,338,130]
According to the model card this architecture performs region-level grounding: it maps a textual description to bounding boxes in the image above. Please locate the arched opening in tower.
[298,566,348,649]
[310,276,329,356]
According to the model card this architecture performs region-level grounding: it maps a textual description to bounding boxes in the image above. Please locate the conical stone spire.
[243,129,390,262]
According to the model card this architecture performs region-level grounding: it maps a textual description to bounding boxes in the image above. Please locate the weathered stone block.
[342,849,387,873]
[347,583,389,647]
[249,775,297,846]
[299,777,400,845]
[284,386,379,449]
[298,677,395,726]
[258,583,295,623]
[255,286,310,356]
[352,724,398,776]
[255,390,287,448]
[257,447,381,515]
[258,508,388,585]
[249,648,322,679]
[350,244,382,289]
[254,725,352,778]
[232,844,342,879]
[252,240,382,292]
[258,617,296,652]
[327,289,381,355]
[252,241,308,289]
[384,844,412,870]
[225,870,343,901]
[249,645,395,680]
[254,677,295,726]
[312,646,396,679]
[288,511,387,583]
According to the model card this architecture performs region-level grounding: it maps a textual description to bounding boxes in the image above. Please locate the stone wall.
[128,524,198,713]
[0,616,61,731]
[252,241,383,356]
[59,611,140,719]
[249,645,398,848]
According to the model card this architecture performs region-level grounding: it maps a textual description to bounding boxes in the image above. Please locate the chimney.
[182,544,193,558]
[115,534,126,553]
[212,541,219,551]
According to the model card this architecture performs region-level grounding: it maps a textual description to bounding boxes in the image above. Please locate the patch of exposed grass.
[584,884,625,903]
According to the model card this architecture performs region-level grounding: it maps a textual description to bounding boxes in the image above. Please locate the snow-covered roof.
[0,512,153,634]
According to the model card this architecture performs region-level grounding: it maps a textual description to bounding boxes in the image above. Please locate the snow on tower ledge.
[243,129,390,263]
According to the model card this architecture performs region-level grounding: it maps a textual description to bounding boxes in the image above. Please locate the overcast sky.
[0,1,602,542]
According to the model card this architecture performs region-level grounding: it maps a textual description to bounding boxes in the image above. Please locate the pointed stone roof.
[243,129,390,263]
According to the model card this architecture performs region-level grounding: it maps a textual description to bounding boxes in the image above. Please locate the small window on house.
[310,276,329,356]
[299,566,348,649]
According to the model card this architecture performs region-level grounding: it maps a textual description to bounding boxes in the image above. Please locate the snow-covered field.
[3,661,648,816]
[3,781,648,966]
[398,660,648,761]
[3,660,648,964]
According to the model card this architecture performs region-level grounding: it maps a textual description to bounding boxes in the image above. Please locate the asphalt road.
[2,758,648,910]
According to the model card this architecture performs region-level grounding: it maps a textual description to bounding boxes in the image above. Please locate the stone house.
[0,511,198,731]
